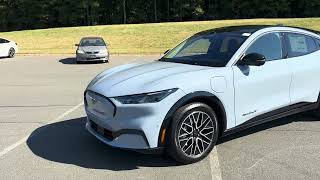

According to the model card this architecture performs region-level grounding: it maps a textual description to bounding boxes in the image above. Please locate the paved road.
[0,56,320,180]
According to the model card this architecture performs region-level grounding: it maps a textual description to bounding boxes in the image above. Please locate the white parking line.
[0,102,83,158]
[209,147,223,180]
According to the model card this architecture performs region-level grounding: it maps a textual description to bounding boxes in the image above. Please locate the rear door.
[232,32,291,125]
[284,32,320,104]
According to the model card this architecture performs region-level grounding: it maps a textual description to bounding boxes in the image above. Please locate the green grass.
[1,18,320,55]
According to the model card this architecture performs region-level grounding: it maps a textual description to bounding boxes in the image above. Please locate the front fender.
[158,91,227,147]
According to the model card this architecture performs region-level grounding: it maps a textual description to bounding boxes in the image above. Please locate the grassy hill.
[1,18,320,55]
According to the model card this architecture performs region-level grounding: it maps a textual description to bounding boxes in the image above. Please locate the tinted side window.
[285,33,317,58]
[246,33,282,61]
[0,39,4,44]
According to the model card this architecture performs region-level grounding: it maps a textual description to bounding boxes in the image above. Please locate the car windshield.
[80,38,106,46]
[160,32,248,67]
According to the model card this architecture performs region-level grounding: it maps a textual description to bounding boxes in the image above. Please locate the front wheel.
[167,102,219,164]
[8,48,15,58]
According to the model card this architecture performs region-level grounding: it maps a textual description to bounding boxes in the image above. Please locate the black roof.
[212,25,271,33]
[196,25,320,36]
[196,25,272,36]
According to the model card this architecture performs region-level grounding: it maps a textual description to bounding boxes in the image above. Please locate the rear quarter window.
[285,33,318,58]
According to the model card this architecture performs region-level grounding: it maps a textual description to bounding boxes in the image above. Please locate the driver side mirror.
[238,53,266,66]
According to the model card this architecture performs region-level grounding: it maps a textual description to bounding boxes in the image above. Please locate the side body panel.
[288,51,320,104]
[232,60,291,125]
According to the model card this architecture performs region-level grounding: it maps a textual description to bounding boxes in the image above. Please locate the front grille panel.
[86,51,99,54]
[85,91,116,119]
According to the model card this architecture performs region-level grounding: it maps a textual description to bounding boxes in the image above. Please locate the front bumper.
[86,119,150,149]
[86,120,164,154]
[84,89,185,150]
[76,53,109,62]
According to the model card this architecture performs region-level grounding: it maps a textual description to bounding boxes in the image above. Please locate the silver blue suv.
[84,25,320,164]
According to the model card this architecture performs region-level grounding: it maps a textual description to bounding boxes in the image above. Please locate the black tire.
[8,48,15,58]
[306,95,320,118]
[309,104,320,118]
[167,102,219,164]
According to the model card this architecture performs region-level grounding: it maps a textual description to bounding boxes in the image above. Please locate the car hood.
[87,61,213,97]
[80,46,106,52]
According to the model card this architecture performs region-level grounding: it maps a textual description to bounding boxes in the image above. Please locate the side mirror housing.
[238,53,266,66]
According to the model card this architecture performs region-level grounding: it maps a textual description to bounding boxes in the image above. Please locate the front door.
[233,32,291,125]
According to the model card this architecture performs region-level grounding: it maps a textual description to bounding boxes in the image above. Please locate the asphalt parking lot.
[1,55,320,180]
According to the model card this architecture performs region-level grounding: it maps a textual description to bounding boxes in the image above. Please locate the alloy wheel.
[177,111,215,158]
[9,49,15,58]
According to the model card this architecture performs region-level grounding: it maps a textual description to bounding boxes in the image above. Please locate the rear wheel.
[8,48,15,58]
[167,102,219,164]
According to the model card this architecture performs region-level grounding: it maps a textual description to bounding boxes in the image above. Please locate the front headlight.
[100,49,108,54]
[77,49,85,54]
[113,88,178,104]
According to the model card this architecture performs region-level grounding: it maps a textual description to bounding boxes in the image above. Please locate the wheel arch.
[158,91,227,147]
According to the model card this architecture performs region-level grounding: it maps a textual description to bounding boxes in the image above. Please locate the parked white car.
[0,38,18,58]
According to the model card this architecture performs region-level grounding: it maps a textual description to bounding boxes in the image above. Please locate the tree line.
[0,0,320,32]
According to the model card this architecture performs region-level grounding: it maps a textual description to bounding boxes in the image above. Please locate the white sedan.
[0,38,18,58]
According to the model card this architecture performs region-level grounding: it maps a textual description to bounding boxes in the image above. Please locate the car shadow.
[59,57,77,64]
[27,117,179,171]
[59,57,105,65]
[218,112,319,144]
[27,113,319,170]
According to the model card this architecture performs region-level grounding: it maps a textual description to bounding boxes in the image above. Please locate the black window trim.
[281,32,289,59]
[314,38,320,50]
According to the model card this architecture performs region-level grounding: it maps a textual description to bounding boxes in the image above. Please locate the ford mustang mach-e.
[84,25,320,164]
